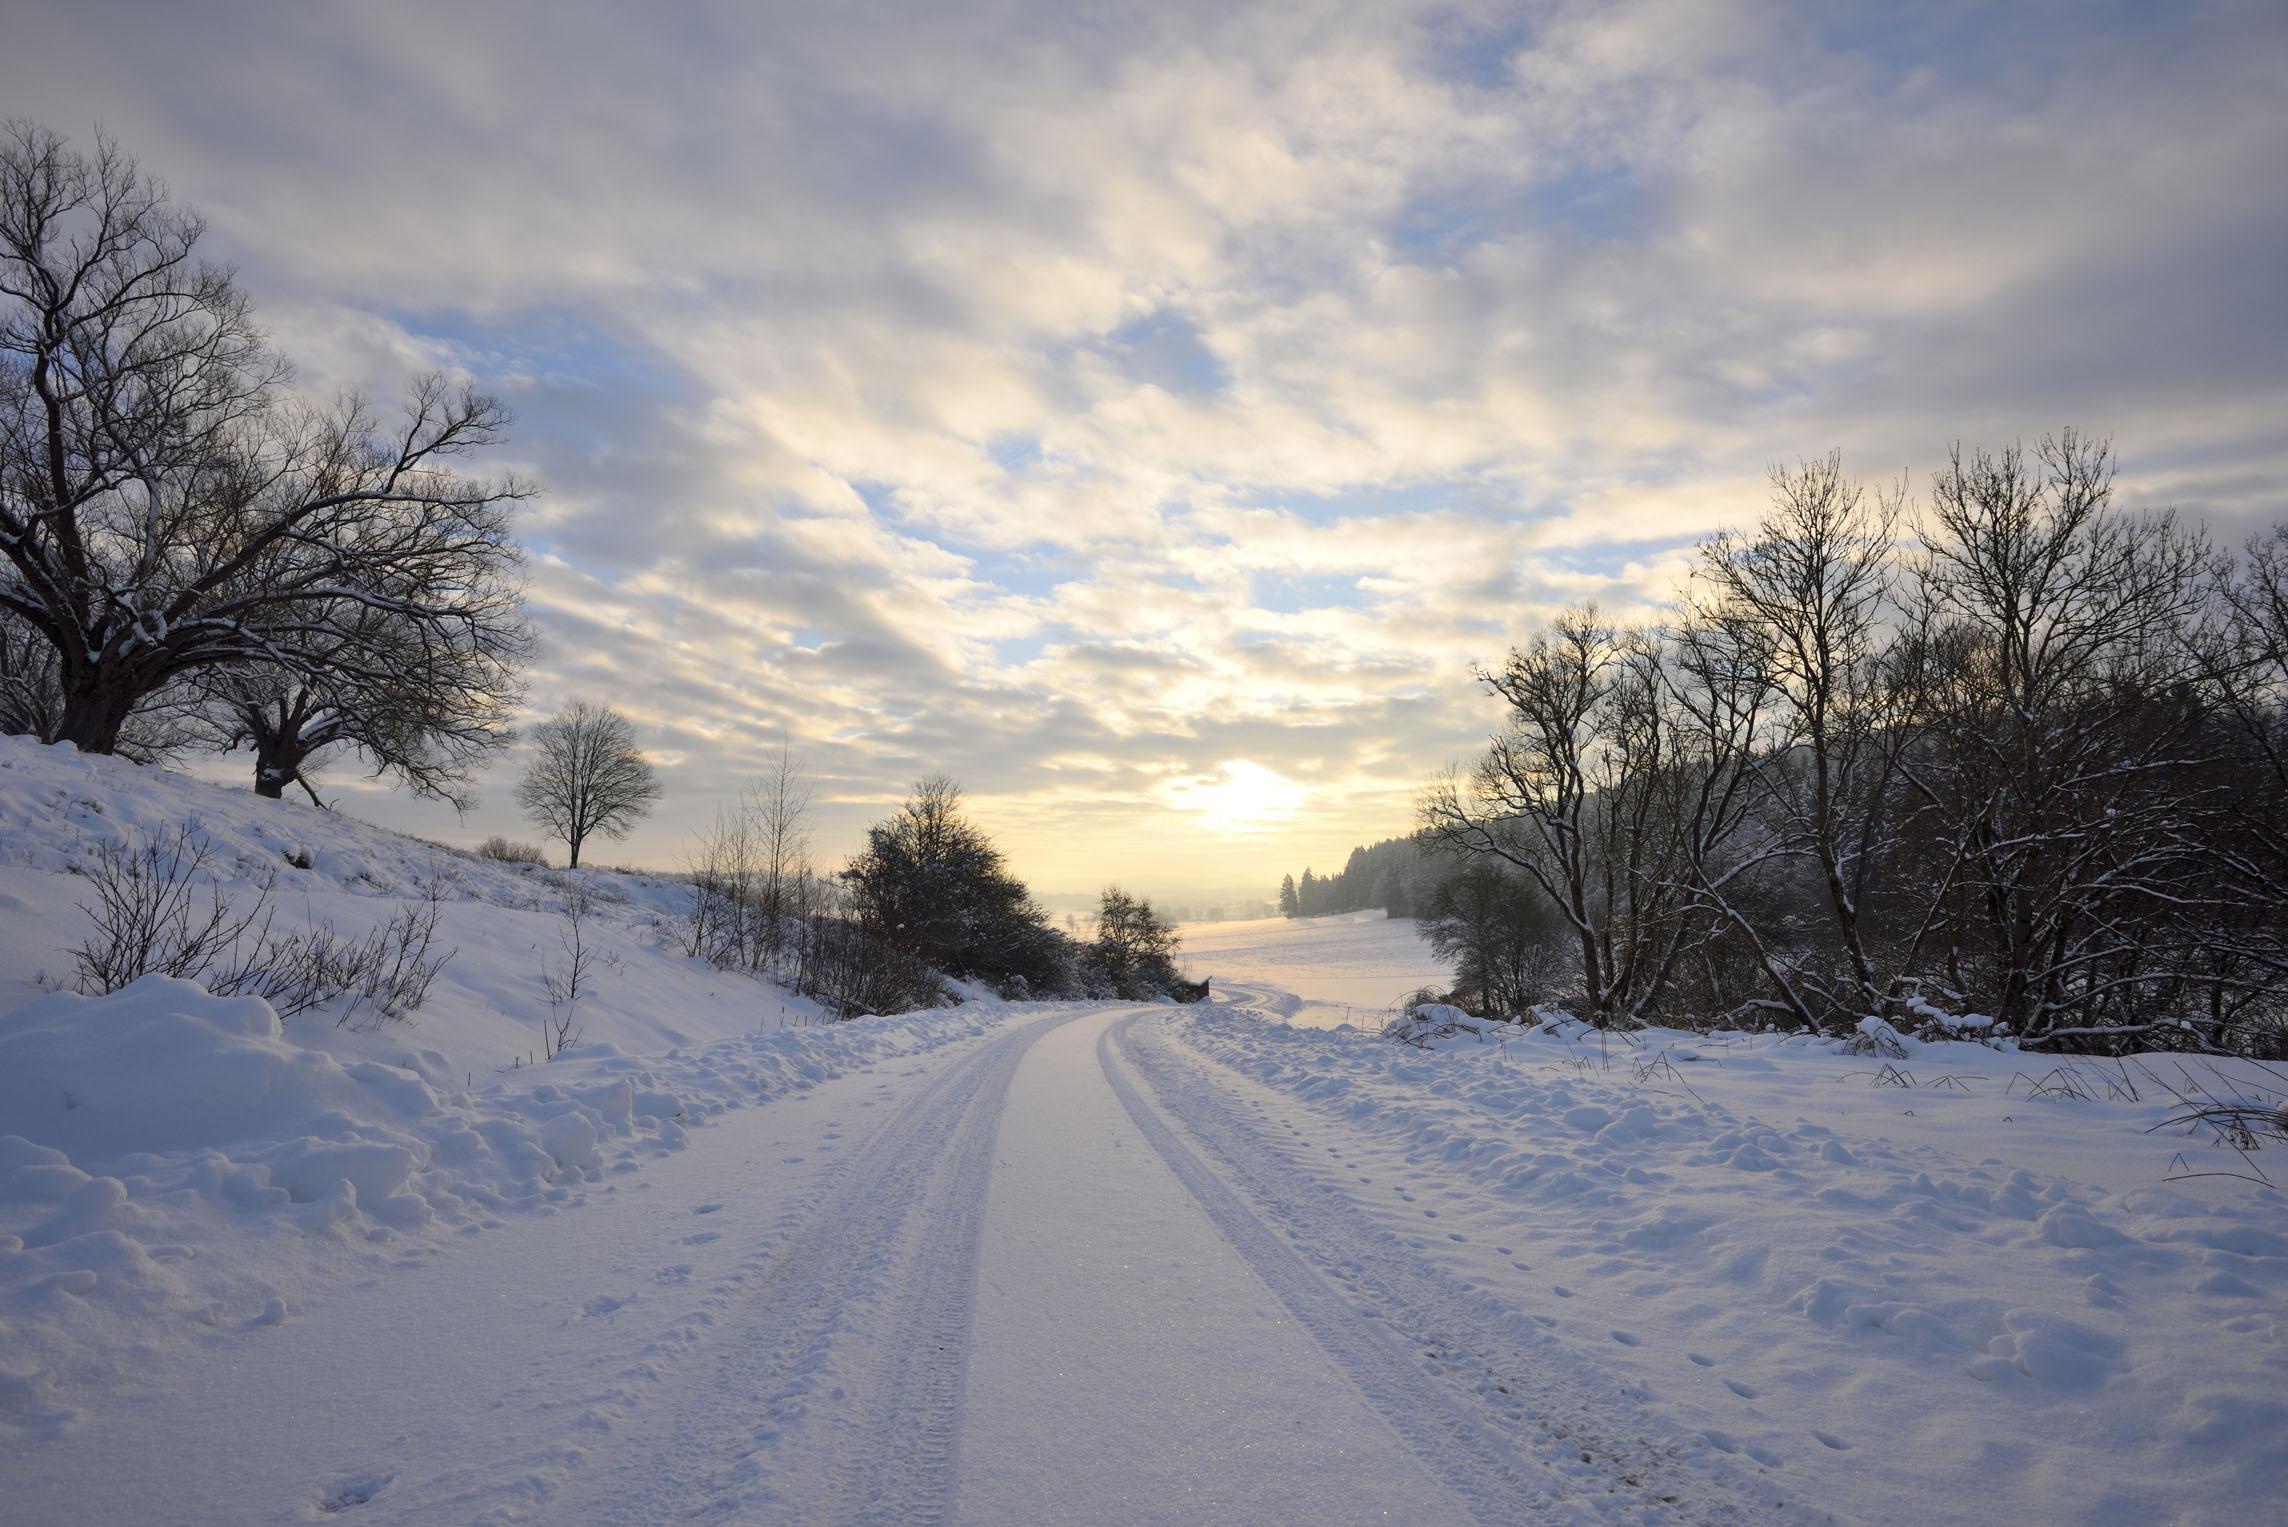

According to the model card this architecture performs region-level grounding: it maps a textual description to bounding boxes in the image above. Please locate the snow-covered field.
[3,736,2285,1522]
[1179,909,1451,1028]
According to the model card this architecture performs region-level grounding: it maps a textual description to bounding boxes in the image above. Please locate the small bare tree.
[516,700,661,868]
[682,739,821,977]
[751,737,815,968]
[539,887,596,1057]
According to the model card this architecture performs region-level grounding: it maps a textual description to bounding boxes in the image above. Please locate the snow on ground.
[1168,971,2288,1523]
[0,735,1013,1445]
[1179,909,1450,1028]
[3,741,2284,1522]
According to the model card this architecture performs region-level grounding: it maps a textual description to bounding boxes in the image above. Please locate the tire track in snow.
[576,1009,1078,1526]
[1103,1013,1798,1525]
[1096,1015,1563,1523]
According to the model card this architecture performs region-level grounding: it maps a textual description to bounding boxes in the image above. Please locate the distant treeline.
[1276,835,1447,919]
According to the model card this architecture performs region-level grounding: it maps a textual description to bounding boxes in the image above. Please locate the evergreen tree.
[1278,873,1299,917]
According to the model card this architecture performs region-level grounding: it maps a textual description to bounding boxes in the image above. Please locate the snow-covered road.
[1,1000,1781,1524]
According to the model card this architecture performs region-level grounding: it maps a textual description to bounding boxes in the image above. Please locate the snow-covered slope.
[0,733,825,1070]
[0,735,1007,1441]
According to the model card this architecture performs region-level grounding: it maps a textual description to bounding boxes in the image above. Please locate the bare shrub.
[538,889,599,1057]
[72,829,274,993]
[72,828,451,1024]
[476,835,549,866]
[789,897,943,1020]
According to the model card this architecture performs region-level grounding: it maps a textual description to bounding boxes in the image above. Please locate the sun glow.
[1167,759,1305,835]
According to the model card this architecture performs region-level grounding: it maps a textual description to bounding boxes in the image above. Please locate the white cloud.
[4,0,2282,897]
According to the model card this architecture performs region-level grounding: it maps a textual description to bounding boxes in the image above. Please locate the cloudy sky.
[6,0,2284,905]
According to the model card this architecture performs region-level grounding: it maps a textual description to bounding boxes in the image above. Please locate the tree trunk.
[252,731,310,801]
[54,677,139,755]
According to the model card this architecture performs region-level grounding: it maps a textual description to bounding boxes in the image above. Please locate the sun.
[1169,759,1305,835]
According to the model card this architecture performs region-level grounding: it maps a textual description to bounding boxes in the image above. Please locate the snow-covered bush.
[1383,1000,1506,1048]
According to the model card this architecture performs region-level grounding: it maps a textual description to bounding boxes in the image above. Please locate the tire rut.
[577,1010,1076,1526]
[1103,1013,1799,1525]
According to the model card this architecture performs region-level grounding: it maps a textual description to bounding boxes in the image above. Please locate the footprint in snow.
[583,1294,628,1317]
[681,1231,721,1246]
[692,1203,724,1215]
[1552,1285,1574,1297]
[318,1470,394,1513]
[1688,1352,1717,1367]
[1724,1378,1758,1398]
[1611,1331,1641,1346]
[1812,1431,1853,1450]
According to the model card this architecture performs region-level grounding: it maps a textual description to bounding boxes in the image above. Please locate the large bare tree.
[1899,433,2229,1040]
[197,581,529,807]
[0,123,530,755]
[516,701,661,868]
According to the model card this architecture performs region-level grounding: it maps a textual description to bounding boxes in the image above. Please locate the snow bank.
[0,733,829,1078]
[1175,1000,2288,1522]
[0,973,1013,1436]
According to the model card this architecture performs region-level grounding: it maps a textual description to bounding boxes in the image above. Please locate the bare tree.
[516,701,661,868]
[0,123,531,755]
[683,737,819,974]
[751,737,815,968]
[1898,433,2231,1040]
[195,584,528,808]
[1421,609,1721,1025]
[1689,455,1918,1025]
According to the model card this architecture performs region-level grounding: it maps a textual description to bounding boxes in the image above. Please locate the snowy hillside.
[0,736,1012,1446]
